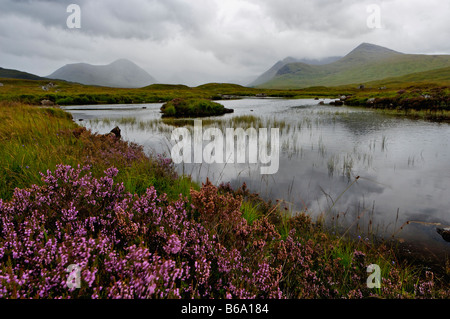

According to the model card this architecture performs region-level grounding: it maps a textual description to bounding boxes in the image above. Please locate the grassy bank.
[0,101,449,299]
[344,86,450,121]
[0,101,195,201]
[0,78,305,106]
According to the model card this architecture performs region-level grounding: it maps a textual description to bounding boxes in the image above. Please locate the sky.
[1,0,450,86]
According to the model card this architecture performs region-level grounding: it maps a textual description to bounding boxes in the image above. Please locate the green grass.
[0,101,198,200]
[160,98,234,117]
[361,66,450,87]
[0,78,305,106]
[241,200,263,225]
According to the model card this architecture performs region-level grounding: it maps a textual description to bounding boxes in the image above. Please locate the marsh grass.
[241,200,263,225]
[0,102,197,201]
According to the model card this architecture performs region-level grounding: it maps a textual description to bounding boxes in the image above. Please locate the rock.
[340,95,347,101]
[334,100,344,106]
[0,83,3,87]
[366,98,376,105]
[110,126,121,139]
[437,227,450,242]
[319,101,325,105]
[41,99,54,106]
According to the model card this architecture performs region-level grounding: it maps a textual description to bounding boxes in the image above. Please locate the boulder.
[41,99,54,106]
[110,126,121,139]
[437,227,450,242]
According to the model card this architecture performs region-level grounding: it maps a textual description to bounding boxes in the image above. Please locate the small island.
[160,98,234,118]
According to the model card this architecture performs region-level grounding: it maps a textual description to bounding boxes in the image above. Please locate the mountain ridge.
[249,56,341,87]
[47,59,158,88]
[255,43,450,89]
[0,67,48,81]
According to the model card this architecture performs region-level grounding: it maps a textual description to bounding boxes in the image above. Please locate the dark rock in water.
[319,101,325,105]
[110,126,121,139]
[437,227,450,242]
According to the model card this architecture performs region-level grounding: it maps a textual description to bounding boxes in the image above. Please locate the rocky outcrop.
[330,100,344,106]
[109,126,121,139]
[437,227,450,242]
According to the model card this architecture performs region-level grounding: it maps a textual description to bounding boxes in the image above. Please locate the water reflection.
[63,99,450,256]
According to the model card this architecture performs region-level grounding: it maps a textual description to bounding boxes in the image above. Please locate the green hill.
[258,43,450,89]
[361,66,450,87]
[0,67,47,81]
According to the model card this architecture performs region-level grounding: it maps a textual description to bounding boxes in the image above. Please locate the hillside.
[47,59,158,88]
[0,67,47,81]
[249,56,341,87]
[257,43,450,89]
[361,65,450,87]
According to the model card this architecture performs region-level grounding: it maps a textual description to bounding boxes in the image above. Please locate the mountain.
[0,67,47,81]
[249,56,341,87]
[47,59,158,88]
[256,43,450,89]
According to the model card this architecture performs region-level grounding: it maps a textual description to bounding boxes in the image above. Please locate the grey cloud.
[1,0,449,86]
[1,0,217,40]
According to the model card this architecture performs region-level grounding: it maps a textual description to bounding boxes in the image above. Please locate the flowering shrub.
[0,165,447,299]
[0,165,277,298]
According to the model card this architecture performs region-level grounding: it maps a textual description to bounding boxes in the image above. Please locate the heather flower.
[0,163,445,299]
[164,234,182,255]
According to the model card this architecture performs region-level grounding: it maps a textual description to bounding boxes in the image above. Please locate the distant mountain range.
[47,59,158,88]
[252,43,450,89]
[1,44,450,89]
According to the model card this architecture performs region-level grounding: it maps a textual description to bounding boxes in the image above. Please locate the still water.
[63,98,450,256]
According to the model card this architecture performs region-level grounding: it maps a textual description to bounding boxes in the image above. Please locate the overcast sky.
[1,0,449,86]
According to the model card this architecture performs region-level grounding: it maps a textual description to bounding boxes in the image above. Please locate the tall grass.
[0,101,196,200]
[0,102,79,198]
